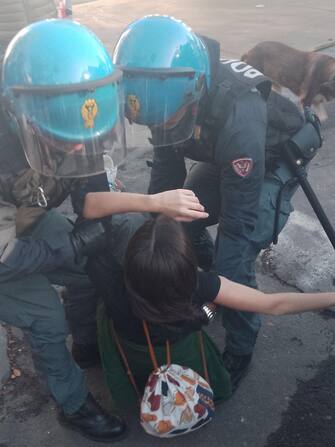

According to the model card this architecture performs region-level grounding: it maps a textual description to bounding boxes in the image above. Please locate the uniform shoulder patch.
[232,158,253,177]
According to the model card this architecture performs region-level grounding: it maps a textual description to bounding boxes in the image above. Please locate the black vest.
[0,106,28,177]
[207,58,271,129]
[189,36,304,168]
[181,55,271,163]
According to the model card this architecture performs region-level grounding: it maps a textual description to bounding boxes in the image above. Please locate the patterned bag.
[112,320,215,437]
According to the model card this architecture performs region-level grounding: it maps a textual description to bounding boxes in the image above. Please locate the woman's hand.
[153,189,209,222]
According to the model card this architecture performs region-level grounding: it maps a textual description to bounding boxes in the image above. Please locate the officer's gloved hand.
[69,218,107,263]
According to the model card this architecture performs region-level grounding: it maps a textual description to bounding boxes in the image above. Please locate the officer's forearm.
[148,146,187,194]
[215,232,254,285]
[70,173,109,216]
[217,171,263,283]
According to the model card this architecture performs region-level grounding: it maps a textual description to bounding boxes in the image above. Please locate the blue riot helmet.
[113,15,210,147]
[1,19,125,178]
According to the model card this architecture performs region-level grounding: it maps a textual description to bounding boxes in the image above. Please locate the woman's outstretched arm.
[214,276,335,316]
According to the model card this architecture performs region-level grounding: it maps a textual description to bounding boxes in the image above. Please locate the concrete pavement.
[0,325,9,383]
[74,0,335,56]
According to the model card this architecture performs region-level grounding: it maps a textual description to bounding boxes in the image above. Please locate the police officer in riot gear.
[114,15,322,390]
[0,19,129,441]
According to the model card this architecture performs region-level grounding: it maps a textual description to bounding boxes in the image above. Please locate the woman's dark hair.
[124,215,198,325]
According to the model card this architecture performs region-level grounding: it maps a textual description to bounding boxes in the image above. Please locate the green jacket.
[97,305,232,409]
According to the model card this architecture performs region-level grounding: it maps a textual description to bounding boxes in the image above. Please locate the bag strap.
[166,339,171,366]
[142,320,171,369]
[143,321,210,386]
[109,320,141,401]
[198,331,210,384]
[110,318,211,398]
[142,320,158,369]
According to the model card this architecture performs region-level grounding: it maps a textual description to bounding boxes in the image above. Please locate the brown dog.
[242,41,335,120]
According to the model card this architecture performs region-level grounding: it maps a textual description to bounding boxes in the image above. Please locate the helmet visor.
[10,73,126,177]
[17,120,125,178]
[122,68,204,148]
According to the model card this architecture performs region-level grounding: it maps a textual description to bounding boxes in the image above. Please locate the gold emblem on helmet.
[127,95,140,120]
[81,99,98,128]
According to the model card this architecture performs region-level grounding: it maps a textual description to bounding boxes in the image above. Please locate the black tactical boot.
[72,343,101,369]
[58,393,127,442]
[222,350,252,392]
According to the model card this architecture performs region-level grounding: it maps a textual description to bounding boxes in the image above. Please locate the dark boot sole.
[58,415,128,443]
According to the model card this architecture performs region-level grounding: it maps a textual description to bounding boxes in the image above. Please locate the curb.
[313,40,335,52]
[72,0,97,4]
[0,324,10,384]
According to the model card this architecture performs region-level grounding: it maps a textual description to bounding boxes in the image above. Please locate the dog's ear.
[320,80,335,99]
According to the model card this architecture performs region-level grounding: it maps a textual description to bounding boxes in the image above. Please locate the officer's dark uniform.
[148,36,303,358]
[0,98,95,413]
[0,100,146,412]
[0,10,129,439]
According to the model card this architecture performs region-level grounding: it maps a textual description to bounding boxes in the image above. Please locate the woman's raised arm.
[83,189,209,222]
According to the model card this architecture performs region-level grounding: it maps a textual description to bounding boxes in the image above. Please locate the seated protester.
[89,215,335,409]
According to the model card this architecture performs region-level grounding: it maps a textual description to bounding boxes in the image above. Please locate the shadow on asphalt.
[265,356,335,447]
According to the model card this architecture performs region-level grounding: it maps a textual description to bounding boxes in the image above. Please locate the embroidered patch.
[127,95,140,120]
[81,98,98,128]
[232,158,253,177]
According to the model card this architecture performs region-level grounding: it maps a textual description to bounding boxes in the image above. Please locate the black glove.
[69,218,107,263]
[70,173,109,216]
